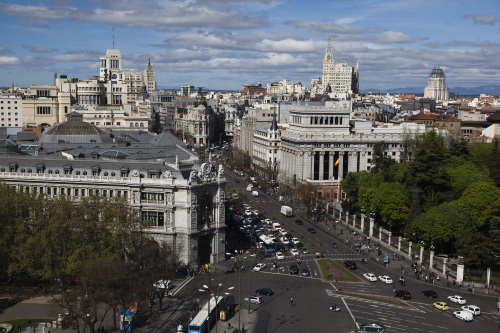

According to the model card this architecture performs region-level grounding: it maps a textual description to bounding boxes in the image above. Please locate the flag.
[334,157,340,167]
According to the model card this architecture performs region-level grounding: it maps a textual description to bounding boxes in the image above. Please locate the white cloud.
[0,56,19,65]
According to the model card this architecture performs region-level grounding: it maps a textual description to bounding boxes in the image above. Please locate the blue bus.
[188,296,223,333]
[259,235,278,252]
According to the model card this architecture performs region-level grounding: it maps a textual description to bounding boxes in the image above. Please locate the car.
[291,248,300,256]
[433,302,449,311]
[280,236,290,244]
[243,295,263,304]
[279,229,288,236]
[292,238,300,244]
[453,310,473,322]
[344,260,358,270]
[296,242,304,248]
[264,218,272,224]
[277,244,287,252]
[234,179,240,183]
[289,264,299,274]
[285,233,293,240]
[294,219,303,225]
[422,290,438,298]
[253,263,266,272]
[307,228,316,233]
[448,295,466,304]
[378,275,393,284]
[358,322,385,332]
[461,305,480,315]
[395,290,412,300]
[255,288,274,296]
[363,273,378,282]
[301,247,309,254]
[301,267,310,276]
[244,209,252,216]
[276,252,285,260]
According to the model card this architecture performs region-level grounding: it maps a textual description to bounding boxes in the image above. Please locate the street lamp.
[199,283,234,333]
[230,253,255,332]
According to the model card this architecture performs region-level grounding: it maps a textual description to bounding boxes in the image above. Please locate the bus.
[188,296,224,333]
[259,235,278,252]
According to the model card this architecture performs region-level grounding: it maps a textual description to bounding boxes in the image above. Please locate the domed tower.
[193,88,207,108]
[424,67,449,101]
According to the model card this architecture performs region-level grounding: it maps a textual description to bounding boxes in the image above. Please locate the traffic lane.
[249,270,356,333]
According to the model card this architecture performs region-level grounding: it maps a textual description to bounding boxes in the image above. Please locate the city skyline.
[0,0,499,91]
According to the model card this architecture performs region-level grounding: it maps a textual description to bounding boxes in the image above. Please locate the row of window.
[0,100,18,103]
[0,107,18,110]
[1,168,164,179]
[19,185,129,199]
[37,106,51,115]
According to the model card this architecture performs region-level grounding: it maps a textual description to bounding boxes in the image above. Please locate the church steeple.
[323,36,334,63]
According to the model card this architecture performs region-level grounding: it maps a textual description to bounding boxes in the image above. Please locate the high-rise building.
[314,37,359,98]
[144,59,157,94]
[424,67,449,101]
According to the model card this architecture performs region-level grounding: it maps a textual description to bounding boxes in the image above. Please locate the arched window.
[75,171,80,175]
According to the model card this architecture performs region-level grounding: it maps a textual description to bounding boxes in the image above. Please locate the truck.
[280,206,292,217]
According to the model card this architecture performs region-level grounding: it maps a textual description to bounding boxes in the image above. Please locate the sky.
[0,0,499,91]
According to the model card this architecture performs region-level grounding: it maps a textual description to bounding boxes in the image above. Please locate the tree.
[371,141,396,181]
[488,138,500,187]
[458,181,500,230]
[446,156,489,196]
[455,231,497,269]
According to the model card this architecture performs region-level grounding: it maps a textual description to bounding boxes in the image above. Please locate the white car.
[244,209,252,216]
[448,295,466,304]
[461,305,480,315]
[276,252,285,260]
[280,236,290,244]
[292,238,300,244]
[253,263,267,272]
[453,310,473,322]
[279,229,288,236]
[244,295,263,304]
[291,248,300,256]
[363,273,378,282]
[264,218,272,225]
[378,275,393,284]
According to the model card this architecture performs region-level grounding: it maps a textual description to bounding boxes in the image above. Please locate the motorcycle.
[329,305,341,312]
[361,258,368,264]
[272,262,278,268]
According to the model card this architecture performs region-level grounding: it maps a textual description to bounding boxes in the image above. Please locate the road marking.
[342,297,359,330]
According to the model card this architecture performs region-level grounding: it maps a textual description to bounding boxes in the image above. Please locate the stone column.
[419,246,424,264]
[388,231,392,246]
[319,152,325,180]
[429,251,434,271]
[345,212,349,226]
[408,241,412,259]
[378,228,382,242]
[487,268,491,289]
[442,258,447,275]
[397,236,401,254]
[369,218,374,238]
[360,215,365,234]
[328,152,334,180]
[352,214,356,228]
[339,210,342,223]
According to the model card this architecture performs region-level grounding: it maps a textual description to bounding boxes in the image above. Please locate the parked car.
[363,273,378,282]
[289,264,299,274]
[395,290,412,300]
[243,295,263,304]
[448,295,466,304]
[461,305,480,315]
[422,290,438,298]
[301,267,310,276]
[344,260,358,270]
[453,310,473,322]
[433,302,449,311]
[255,288,274,296]
[359,322,385,332]
[253,263,266,272]
[378,275,393,284]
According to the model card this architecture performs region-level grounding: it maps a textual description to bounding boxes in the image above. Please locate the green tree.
[370,141,396,181]
[446,156,489,196]
[458,181,500,230]
[488,138,500,187]
[364,182,409,231]
[455,231,497,269]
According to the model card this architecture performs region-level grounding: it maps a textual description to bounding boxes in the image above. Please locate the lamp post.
[199,283,234,333]
[229,253,255,332]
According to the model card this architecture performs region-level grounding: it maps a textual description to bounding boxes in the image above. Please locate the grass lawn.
[317,258,362,282]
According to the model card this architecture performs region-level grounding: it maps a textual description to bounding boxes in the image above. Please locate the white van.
[246,185,252,192]
[272,222,282,231]
[251,190,259,197]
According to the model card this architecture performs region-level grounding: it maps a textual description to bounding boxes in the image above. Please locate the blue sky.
[0,0,499,91]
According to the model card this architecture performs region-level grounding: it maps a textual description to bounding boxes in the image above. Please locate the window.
[37,106,51,115]
[37,90,50,97]
[142,211,164,226]
[74,189,79,196]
